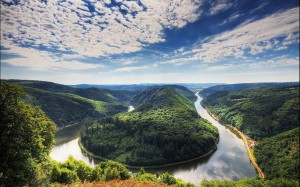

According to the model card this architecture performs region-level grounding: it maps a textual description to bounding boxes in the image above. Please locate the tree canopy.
[201,86,299,180]
[81,86,218,166]
[0,82,56,186]
[202,86,299,139]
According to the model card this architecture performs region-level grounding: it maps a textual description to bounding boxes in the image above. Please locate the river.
[50,92,256,185]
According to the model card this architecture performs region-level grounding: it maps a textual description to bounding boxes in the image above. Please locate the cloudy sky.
[1,0,299,84]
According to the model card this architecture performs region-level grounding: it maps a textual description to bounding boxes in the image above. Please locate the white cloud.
[249,57,299,69]
[122,1,143,12]
[0,0,203,58]
[1,44,102,70]
[160,57,194,66]
[283,32,299,45]
[162,7,299,66]
[219,13,240,25]
[104,0,111,5]
[189,7,299,63]
[112,57,139,65]
[113,65,149,72]
[206,64,236,71]
[208,0,234,15]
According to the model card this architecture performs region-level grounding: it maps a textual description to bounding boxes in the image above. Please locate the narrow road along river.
[50,92,256,185]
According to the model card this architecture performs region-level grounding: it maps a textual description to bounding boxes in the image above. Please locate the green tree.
[134,168,158,182]
[160,172,177,185]
[90,160,131,181]
[59,168,78,184]
[0,82,56,186]
[91,164,104,182]
[74,160,93,182]
[50,161,61,183]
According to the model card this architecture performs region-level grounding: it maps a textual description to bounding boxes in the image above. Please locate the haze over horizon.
[1,0,299,84]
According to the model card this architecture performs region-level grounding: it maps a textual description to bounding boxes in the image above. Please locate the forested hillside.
[81,86,219,166]
[5,80,136,128]
[1,82,56,186]
[254,128,299,180]
[8,80,136,104]
[201,86,299,139]
[201,86,299,180]
[1,82,194,187]
[130,85,196,108]
[200,82,299,97]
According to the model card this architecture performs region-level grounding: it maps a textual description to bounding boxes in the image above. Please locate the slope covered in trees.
[5,80,137,128]
[51,157,194,186]
[7,80,136,104]
[0,82,193,186]
[0,82,56,186]
[254,128,299,180]
[200,82,298,97]
[201,86,299,180]
[201,86,299,139]
[81,86,219,166]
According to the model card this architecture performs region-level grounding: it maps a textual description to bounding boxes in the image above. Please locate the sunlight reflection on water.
[50,93,257,185]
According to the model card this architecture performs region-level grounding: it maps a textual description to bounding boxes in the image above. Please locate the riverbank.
[228,126,265,180]
[78,138,218,169]
[51,94,257,184]
[203,107,265,180]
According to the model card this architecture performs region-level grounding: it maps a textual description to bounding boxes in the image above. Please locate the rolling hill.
[80,86,219,166]
[201,86,299,139]
[5,80,137,128]
[200,82,299,97]
[201,85,299,180]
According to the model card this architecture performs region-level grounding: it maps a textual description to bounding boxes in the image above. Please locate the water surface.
[50,93,256,185]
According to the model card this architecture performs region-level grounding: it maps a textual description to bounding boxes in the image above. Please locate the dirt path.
[232,126,265,179]
[203,106,265,179]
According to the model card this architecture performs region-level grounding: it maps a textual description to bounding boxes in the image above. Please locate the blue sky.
[1,0,299,84]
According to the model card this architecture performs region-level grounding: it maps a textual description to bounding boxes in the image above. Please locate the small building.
[249,142,257,149]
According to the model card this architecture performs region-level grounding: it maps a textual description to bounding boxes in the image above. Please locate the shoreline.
[78,137,218,169]
[203,106,265,180]
[228,126,265,180]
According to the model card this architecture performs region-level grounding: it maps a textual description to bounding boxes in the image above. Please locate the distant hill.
[5,80,137,128]
[200,82,299,97]
[69,83,161,91]
[81,86,218,166]
[70,83,223,91]
[7,80,136,104]
[130,85,196,108]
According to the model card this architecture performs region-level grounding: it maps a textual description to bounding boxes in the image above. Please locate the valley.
[201,84,299,180]
[80,86,219,166]
[2,1,299,186]
[1,80,299,186]
[50,88,257,185]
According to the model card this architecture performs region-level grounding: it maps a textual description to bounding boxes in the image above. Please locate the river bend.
[50,92,256,185]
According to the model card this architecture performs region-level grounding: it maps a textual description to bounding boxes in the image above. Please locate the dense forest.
[2,81,299,186]
[254,128,299,180]
[0,82,194,187]
[1,82,56,186]
[200,82,299,97]
[201,85,299,180]
[201,86,299,139]
[81,86,219,166]
[4,80,137,128]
